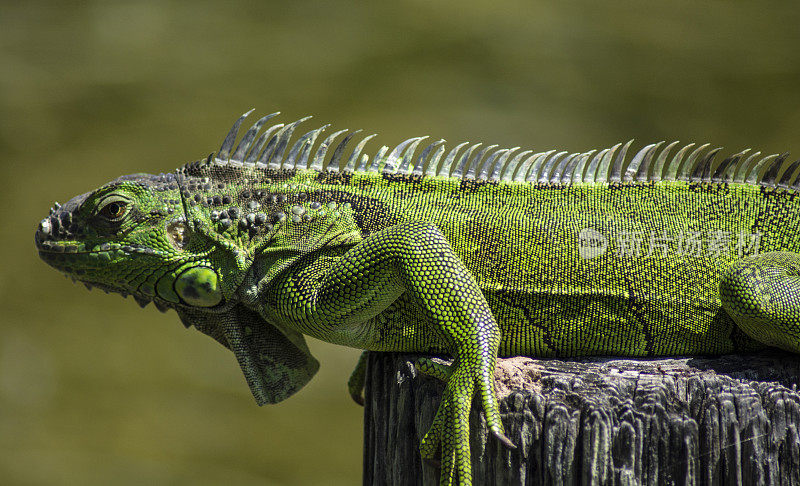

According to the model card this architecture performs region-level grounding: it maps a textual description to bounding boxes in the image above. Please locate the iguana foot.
[420,363,475,485]
[418,356,514,486]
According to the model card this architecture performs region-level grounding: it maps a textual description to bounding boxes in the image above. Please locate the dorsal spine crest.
[200,110,795,190]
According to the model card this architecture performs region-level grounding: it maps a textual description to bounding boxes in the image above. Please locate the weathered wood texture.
[363,353,800,485]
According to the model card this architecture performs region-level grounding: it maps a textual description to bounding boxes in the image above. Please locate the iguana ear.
[177,304,319,405]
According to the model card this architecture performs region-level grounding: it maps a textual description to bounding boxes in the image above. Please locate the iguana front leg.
[721,251,800,352]
[264,221,513,486]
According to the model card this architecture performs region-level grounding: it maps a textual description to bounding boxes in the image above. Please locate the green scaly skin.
[36,111,800,485]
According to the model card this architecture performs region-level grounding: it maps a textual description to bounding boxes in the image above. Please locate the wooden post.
[363,353,800,485]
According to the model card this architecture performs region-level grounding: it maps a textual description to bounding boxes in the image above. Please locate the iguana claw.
[493,429,516,449]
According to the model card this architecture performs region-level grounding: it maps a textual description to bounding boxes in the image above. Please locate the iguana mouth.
[36,242,158,256]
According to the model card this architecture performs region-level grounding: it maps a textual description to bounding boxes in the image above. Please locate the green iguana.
[36,110,800,485]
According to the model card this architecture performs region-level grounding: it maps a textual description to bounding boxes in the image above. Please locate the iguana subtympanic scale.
[36,110,800,485]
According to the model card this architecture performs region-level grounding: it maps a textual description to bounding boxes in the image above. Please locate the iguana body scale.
[231,167,786,357]
[36,111,800,485]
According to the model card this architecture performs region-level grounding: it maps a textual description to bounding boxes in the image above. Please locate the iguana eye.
[98,200,129,221]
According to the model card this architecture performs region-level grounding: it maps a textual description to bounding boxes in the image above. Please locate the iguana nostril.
[39,218,52,236]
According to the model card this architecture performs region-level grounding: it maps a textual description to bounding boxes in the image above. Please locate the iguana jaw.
[36,240,177,311]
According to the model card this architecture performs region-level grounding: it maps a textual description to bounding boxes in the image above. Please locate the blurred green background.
[2,1,799,484]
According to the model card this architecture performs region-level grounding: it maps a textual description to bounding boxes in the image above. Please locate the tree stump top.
[364,352,800,485]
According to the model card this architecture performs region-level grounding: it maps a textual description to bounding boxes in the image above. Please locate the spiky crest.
[202,110,796,188]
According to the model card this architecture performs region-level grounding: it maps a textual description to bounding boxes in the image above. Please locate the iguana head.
[33,114,368,312]
[33,110,380,405]
[34,172,226,311]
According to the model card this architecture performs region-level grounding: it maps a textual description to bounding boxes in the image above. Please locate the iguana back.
[323,172,800,357]
[175,115,800,357]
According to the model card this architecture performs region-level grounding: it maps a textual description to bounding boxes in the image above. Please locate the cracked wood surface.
[363,352,800,485]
